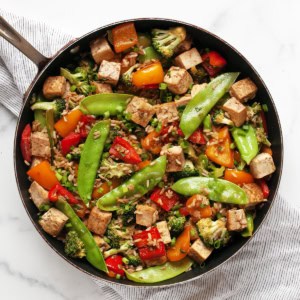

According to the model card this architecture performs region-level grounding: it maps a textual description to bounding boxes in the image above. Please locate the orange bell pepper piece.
[112,22,138,53]
[92,178,121,199]
[167,225,191,262]
[27,161,59,190]
[141,130,162,155]
[54,109,83,138]
[132,61,164,87]
[224,169,254,184]
[137,160,151,170]
[262,145,273,156]
[205,127,234,168]
[186,195,213,220]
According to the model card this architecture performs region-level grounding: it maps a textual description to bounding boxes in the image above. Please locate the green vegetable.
[126,255,141,267]
[211,109,234,126]
[64,231,86,258]
[121,64,140,86]
[231,125,258,164]
[172,160,199,181]
[34,110,46,128]
[117,202,136,226]
[31,98,66,120]
[137,33,152,47]
[79,93,132,116]
[196,154,225,178]
[168,215,186,236]
[55,198,107,272]
[97,155,167,211]
[103,241,132,259]
[203,114,212,131]
[78,120,110,203]
[171,177,248,205]
[180,72,239,138]
[45,109,55,155]
[125,257,193,283]
[138,46,161,63]
[197,218,230,249]
[190,66,208,84]
[99,158,134,179]
[241,213,254,237]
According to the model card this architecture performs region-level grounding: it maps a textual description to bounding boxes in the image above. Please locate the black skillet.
[0,16,283,287]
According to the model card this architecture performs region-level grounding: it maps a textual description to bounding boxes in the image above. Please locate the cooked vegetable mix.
[22,22,276,283]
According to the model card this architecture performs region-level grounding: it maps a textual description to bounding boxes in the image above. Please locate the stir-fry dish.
[21,22,276,283]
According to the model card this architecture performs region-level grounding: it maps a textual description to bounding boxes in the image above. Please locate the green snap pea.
[78,120,110,203]
[180,72,239,138]
[97,155,167,211]
[79,93,133,116]
[55,198,107,273]
[125,257,193,283]
[231,125,258,164]
[138,46,161,63]
[203,114,212,131]
[171,177,248,205]
[241,213,254,237]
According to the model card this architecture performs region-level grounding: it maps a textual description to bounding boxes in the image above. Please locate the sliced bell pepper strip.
[186,195,212,219]
[20,124,32,163]
[79,115,96,138]
[201,51,227,77]
[178,128,206,145]
[61,132,81,156]
[112,22,138,53]
[27,161,59,190]
[172,177,248,205]
[141,130,163,154]
[180,72,239,138]
[105,255,125,276]
[258,179,270,198]
[138,241,166,261]
[133,227,161,248]
[92,178,121,199]
[224,169,254,184]
[150,188,180,211]
[137,160,151,170]
[109,136,142,164]
[97,155,167,211]
[48,183,79,204]
[241,213,254,237]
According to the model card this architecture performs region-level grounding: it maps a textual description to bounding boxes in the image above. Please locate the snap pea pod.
[180,72,239,138]
[97,155,167,211]
[231,125,258,164]
[79,93,132,116]
[125,257,193,283]
[241,213,254,237]
[171,176,248,205]
[138,46,161,63]
[78,120,110,203]
[55,198,107,273]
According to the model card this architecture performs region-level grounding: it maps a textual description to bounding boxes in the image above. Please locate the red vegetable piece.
[133,227,161,248]
[61,132,81,156]
[20,124,32,163]
[150,188,180,211]
[105,255,125,276]
[140,84,159,90]
[179,206,190,217]
[48,183,79,204]
[109,136,142,164]
[178,128,206,145]
[79,115,96,138]
[259,179,270,198]
[202,51,227,77]
[138,240,166,260]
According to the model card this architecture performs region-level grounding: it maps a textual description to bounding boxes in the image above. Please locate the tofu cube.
[90,37,115,64]
[155,102,179,124]
[164,66,193,95]
[188,239,213,263]
[91,81,112,94]
[43,76,66,99]
[222,97,247,127]
[175,48,203,70]
[144,255,167,267]
[166,146,185,172]
[87,207,112,236]
[250,153,276,179]
[174,94,192,107]
[31,132,51,160]
[98,60,121,86]
[242,183,265,207]
[29,181,49,210]
[191,83,207,98]
[125,96,155,127]
[156,221,171,244]
[226,209,247,231]
[229,78,258,102]
[39,208,68,237]
[135,205,158,227]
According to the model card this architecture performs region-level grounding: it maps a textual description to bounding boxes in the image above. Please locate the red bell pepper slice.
[133,227,161,248]
[140,84,159,90]
[61,132,81,156]
[150,188,180,211]
[48,183,79,204]
[259,179,270,198]
[79,115,96,138]
[178,128,206,145]
[138,240,166,260]
[179,206,190,217]
[20,124,32,163]
[202,51,227,77]
[109,136,142,164]
[105,255,125,276]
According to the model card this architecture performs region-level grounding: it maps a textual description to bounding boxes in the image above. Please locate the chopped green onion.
[55,172,63,181]
[159,83,167,90]
[171,237,176,247]
[70,85,77,92]
[262,104,268,112]
[122,257,129,265]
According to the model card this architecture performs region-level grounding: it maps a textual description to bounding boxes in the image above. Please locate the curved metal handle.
[0,16,50,70]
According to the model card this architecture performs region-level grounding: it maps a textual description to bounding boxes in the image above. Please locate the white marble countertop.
[1,0,299,299]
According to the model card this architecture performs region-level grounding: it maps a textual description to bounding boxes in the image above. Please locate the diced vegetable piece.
[112,22,138,53]
[105,255,125,276]
[61,132,81,156]
[201,51,227,77]
[48,183,79,204]
[224,169,254,184]
[150,188,180,211]
[20,124,32,163]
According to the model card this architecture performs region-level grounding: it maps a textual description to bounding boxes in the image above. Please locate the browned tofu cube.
[135,205,158,227]
[226,209,247,231]
[166,146,185,172]
[156,221,171,244]
[155,102,179,124]
[87,207,112,236]
[188,239,213,263]
[98,60,121,86]
[250,153,276,179]
[39,208,68,237]
[229,78,258,102]
[144,255,167,267]
[29,181,49,210]
[175,48,202,70]
[242,183,265,208]
[91,81,112,94]
[90,37,115,64]
[222,97,247,127]
[43,76,66,99]
[191,83,207,98]
[125,96,155,127]
[164,66,193,94]
[174,94,192,107]
[31,132,51,160]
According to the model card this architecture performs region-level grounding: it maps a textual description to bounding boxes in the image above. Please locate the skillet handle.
[0,16,50,70]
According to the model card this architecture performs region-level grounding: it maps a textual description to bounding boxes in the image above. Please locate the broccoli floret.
[256,127,271,147]
[64,231,86,258]
[151,27,186,58]
[31,98,66,119]
[121,64,140,86]
[178,138,198,160]
[78,59,98,81]
[126,254,141,267]
[173,160,199,181]
[196,154,225,178]
[103,240,132,259]
[190,66,208,84]
[197,218,230,249]
[168,215,186,236]
[212,109,234,126]
[117,202,136,226]
[99,158,134,179]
